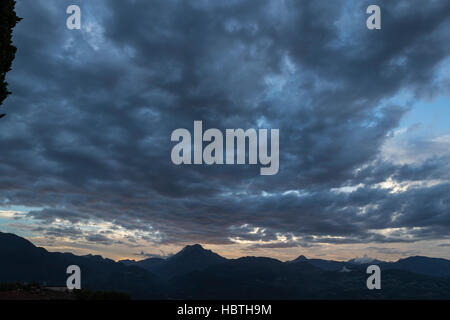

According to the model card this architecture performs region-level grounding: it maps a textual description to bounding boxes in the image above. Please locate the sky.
[0,0,450,262]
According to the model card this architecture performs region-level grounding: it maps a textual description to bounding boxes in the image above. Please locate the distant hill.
[167,256,450,299]
[288,254,450,278]
[124,244,227,278]
[120,257,165,272]
[1,232,450,299]
[0,232,165,299]
[288,256,351,271]
[168,256,323,299]
[380,256,450,278]
[117,259,136,266]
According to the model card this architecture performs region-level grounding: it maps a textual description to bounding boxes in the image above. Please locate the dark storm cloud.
[350,156,450,187]
[85,234,113,244]
[33,225,83,239]
[1,0,450,246]
[251,241,317,249]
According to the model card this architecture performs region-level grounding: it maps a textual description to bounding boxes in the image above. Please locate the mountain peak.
[0,231,37,253]
[170,244,223,261]
[289,255,308,263]
[180,244,206,253]
[170,243,226,261]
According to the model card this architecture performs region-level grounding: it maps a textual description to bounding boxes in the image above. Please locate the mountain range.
[1,231,450,299]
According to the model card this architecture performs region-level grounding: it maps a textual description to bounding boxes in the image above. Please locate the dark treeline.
[0,0,21,119]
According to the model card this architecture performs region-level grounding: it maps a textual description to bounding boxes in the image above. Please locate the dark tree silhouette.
[0,0,21,119]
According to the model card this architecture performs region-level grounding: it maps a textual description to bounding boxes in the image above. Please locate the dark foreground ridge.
[1,231,450,299]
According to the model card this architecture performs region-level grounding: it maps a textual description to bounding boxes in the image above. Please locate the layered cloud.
[0,0,449,254]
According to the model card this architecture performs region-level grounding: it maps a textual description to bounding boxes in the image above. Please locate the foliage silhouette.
[0,0,21,118]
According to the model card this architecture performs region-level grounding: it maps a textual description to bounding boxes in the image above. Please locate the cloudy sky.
[1,0,450,262]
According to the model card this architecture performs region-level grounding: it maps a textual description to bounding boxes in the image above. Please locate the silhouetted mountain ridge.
[147,244,227,278]
[289,255,307,263]
[0,232,165,299]
[380,256,450,278]
[0,232,37,253]
[2,232,450,299]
